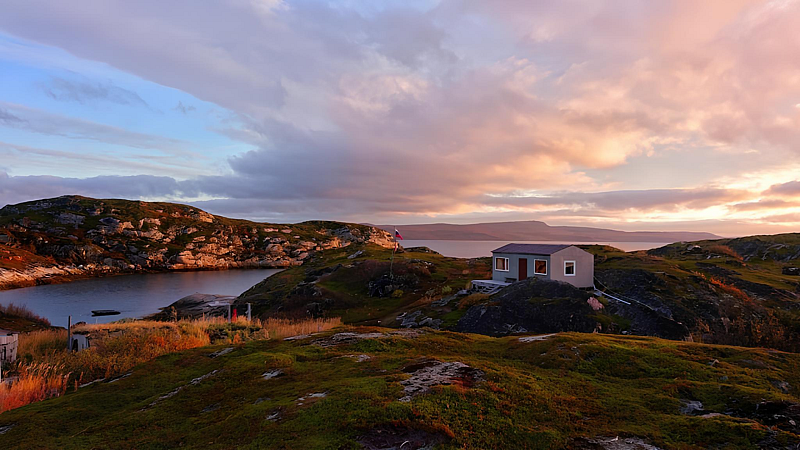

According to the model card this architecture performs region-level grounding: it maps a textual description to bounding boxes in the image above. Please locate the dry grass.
[708,244,743,261]
[708,277,751,303]
[0,363,70,413]
[457,293,490,310]
[261,317,342,340]
[0,303,51,326]
[16,329,68,359]
[72,320,176,333]
[1,316,343,413]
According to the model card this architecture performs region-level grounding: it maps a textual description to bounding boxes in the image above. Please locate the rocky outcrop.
[0,195,394,290]
[456,277,691,340]
[455,278,597,336]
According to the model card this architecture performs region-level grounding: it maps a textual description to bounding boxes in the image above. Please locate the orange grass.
[708,244,743,261]
[709,277,751,303]
[0,363,70,413]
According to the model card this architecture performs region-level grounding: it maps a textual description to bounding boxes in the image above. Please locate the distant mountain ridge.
[376,220,720,242]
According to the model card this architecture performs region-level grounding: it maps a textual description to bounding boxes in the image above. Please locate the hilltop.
[230,235,800,352]
[1,329,798,449]
[374,220,720,242]
[0,195,394,289]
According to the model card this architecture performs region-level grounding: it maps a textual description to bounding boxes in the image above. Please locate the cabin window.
[534,259,547,275]
[495,257,509,272]
[564,261,576,276]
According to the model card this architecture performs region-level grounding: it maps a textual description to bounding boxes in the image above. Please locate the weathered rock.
[399,360,484,402]
[679,399,704,415]
[262,369,284,380]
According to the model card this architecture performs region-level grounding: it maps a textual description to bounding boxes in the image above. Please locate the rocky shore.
[0,195,395,290]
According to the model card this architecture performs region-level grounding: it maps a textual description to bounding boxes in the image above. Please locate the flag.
[394,229,403,240]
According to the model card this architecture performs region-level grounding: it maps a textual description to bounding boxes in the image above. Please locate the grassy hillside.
[589,240,800,351]
[0,329,798,449]
[238,244,492,326]
[235,237,800,353]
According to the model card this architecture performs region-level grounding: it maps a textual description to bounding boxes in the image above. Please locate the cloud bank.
[0,0,799,233]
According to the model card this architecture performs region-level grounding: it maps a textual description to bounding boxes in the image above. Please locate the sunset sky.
[1,0,799,236]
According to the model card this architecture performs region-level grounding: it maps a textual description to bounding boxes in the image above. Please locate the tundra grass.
[1,330,797,449]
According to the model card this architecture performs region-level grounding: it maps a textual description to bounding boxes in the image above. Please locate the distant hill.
[375,220,720,242]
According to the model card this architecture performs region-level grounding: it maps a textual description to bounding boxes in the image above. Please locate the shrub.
[0,303,51,326]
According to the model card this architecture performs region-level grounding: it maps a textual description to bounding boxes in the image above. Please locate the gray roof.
[491,243,572,255]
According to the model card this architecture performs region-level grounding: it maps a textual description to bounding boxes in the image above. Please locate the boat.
[91,310,121,316]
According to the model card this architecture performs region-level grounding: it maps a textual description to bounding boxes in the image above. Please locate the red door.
[519,258,528,281]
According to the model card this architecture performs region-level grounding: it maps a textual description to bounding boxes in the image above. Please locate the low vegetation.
[0,316,340,413]
[0,329,798,448]
[0,303,52,331]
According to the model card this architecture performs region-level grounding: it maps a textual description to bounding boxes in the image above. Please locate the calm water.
[400,240,667,258]
[0,269,281,327]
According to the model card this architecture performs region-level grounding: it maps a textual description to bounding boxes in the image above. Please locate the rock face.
[456,278,598,336]
[0,195,394,290]
[455,277,690,340]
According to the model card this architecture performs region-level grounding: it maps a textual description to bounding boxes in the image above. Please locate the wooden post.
[67,315,72,350]
[247,303,252,322]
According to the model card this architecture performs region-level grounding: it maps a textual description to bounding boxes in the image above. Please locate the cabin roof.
[491,243,572,255]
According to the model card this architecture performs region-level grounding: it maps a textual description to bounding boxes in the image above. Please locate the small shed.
[69,334,91,352]
[491,243,595,288]
[0,329,19,363]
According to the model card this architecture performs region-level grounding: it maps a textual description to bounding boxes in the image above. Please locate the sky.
[0,0,799,236]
